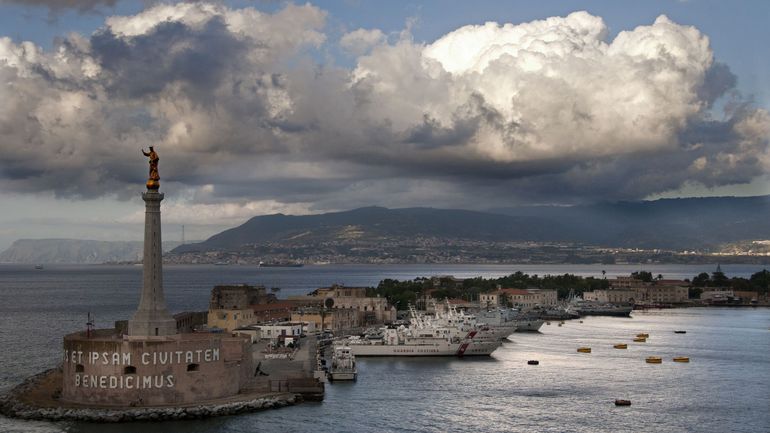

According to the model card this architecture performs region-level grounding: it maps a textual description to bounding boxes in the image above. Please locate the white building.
[256,322,304,340]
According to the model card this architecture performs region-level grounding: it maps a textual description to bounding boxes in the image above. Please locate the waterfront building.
[291,307,359,332]
[638,284,689,304]
[251,301,315,322]
[297,285,396,325]
[610,276,645,288]
[481,288,558,310]
[208,308,256,332]
[254,322,305,340]
[583,289,637,304]
[207,284,278,331]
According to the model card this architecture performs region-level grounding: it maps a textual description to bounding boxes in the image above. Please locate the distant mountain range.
[4,196,768,264]
[0,239,185,264]
[173,195,770,254]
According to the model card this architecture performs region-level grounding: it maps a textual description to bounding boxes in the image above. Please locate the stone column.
[128,190,176,336]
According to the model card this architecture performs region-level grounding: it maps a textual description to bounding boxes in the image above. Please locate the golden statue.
[142,146,160,190]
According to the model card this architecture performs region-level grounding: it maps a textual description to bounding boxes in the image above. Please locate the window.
[75,364,84,373]
[187,363,199,372]
[124,366,136,374]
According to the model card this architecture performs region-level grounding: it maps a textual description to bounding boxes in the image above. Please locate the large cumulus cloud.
[0,4,767,219]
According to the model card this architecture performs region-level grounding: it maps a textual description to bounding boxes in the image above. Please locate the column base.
[128,310,177,336]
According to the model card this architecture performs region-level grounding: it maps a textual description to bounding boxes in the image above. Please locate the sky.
[0,0,768,250]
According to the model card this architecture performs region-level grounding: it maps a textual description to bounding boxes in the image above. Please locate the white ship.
[345,326,498,356]
[345,306,501,357]
[437,303,517,341]
[328,345,357,381]
[514,318,545,332]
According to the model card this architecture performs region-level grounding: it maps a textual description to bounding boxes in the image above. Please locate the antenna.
[181,225,185,245]
[86,312,94,338]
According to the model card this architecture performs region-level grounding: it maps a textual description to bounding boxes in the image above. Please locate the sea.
[0,263,768,433]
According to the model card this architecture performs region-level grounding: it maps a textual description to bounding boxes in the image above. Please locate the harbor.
[0,264,769,432]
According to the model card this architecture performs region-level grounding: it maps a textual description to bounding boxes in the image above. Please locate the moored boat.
[574,301,633,317]
[646,356,662,364]
[329,345,357,381]
[577,347,592,353]
[673,356,690,363]
[613,344,627,349]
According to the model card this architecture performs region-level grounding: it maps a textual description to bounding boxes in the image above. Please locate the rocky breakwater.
[0,368,299,423]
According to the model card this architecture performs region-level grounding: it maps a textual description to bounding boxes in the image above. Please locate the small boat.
[636,333,649,338]
[527,360,539,365]
[577,347,592,353]
[673,357,690,363]
[34,265,44,270]
[614,399,632,406]
[646,356,662,364]
[674,330,686,334]
[633,337,646,343]
[613,344,628,349]
[328,345,357,381]
[558,323,563,327]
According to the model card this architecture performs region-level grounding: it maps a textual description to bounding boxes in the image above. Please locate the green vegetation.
[367,269,770,307]
[691,269,769,294]
[369,271,611,306]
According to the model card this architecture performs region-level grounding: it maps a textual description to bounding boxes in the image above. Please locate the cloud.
[0,5,767,218]
[0,0,117,14]
[339,28,385,55]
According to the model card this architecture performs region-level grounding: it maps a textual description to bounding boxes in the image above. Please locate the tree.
[749,269,770,295]
[711,270,729,287]
[692,272,710,287]
[631,271,653,282]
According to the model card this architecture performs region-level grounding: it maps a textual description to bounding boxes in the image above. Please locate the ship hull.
[514,319,545,332]
[348,340,498,357]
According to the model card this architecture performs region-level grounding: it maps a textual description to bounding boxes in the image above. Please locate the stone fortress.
[60,151,256,407]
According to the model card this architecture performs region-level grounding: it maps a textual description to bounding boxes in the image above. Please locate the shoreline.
[0,368,300,423]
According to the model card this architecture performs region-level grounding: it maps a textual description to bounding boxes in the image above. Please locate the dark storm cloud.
[91,17,249,101]
[1,0,117,13]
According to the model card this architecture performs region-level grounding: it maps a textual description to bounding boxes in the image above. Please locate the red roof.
[500,288,530,295]
[656,280,689,286]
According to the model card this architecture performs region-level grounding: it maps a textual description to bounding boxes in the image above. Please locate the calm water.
[0,264,768,432]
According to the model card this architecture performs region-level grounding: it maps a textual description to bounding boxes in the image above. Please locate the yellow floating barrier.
[613,344,628,349]
[673,357,690,363]
[633,337,646,343]
[646,356,662,364]
[577,347,592,353]
[636,333,649,338]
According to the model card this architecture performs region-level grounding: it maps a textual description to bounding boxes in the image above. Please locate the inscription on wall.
[63,349,220,389]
